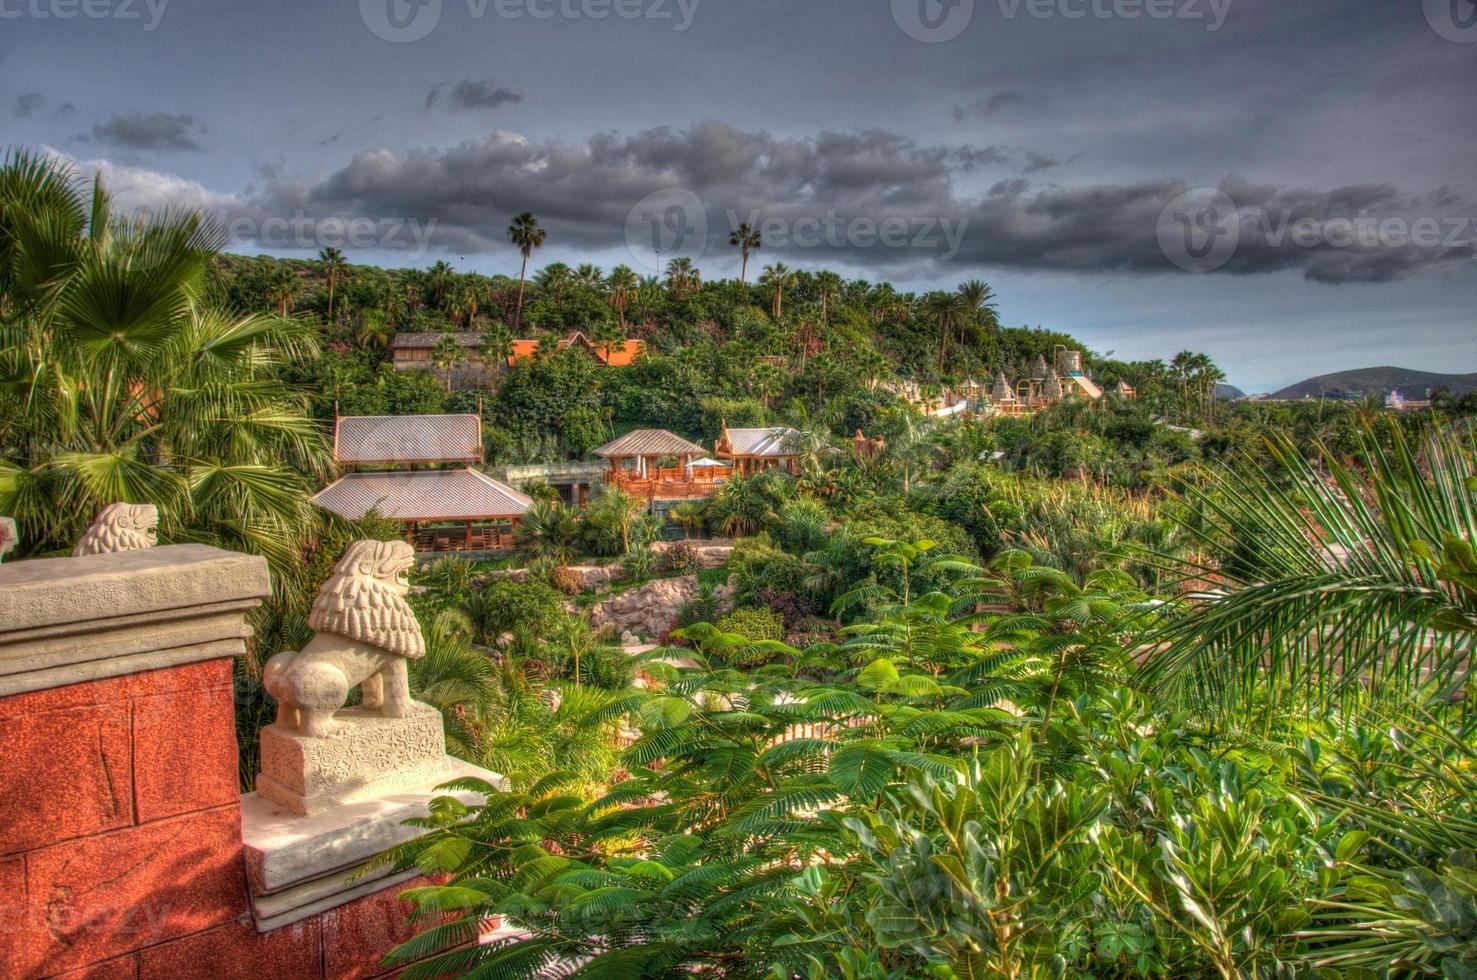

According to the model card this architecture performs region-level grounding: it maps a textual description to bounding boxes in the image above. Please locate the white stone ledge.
[241,757,507,930]
[241,757,506,895]
[0,544,271,696]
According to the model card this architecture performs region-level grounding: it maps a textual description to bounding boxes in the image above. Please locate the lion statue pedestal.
[256,539,452,817]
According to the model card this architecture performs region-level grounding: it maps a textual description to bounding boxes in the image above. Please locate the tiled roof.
[390,332,482,349]
[312,469,533,522]
[592,339,645,367]
[594,429,708,459]
[334,415,483,466]
[506,332,647,367]
[719,426,801,458]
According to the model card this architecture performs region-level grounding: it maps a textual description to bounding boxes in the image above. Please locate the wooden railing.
[607,468,724,500]
[410,526,516,553]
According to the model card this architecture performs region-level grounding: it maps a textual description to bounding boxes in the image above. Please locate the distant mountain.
[1215,383,1246,401]
[1272,367,1477,401]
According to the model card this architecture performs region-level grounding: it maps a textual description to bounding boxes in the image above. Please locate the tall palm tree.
[605,264,638,330]
[1142,424,1477,715]
[0,150,327,583]
[758,262,795,319]
[318,246,348,321]
[1169,350,1196,416]
[922,291,966,374]
[729,223,761,284]
[507,211,546,330]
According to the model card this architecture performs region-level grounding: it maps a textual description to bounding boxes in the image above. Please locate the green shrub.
[716,605,784,642]
[475,578,566,642]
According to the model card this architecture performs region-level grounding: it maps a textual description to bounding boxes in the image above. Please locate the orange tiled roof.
[506,332,646,367]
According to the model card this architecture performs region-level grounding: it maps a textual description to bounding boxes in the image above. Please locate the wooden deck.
[607,467,724,500]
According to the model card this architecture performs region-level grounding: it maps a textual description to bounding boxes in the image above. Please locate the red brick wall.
[0,659,444,980]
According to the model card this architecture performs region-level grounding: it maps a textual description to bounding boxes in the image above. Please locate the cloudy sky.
[4,0,1474,391]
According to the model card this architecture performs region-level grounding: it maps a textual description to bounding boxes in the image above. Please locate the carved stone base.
[241,756,508,931]
[256,701,450,816]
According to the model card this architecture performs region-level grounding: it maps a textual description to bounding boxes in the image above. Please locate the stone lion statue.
[0,516,17,563]
[264,539,424,737]
[74,503,158,556]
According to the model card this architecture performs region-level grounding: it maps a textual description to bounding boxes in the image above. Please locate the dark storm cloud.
[1021,152,1060,174]
[424,79,525,112]
[234,120,1472,284]
[15,92,74,118]
[86,112,204,151]
[952,92,1026,120]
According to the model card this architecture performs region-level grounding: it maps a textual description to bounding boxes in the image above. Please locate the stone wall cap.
[0,544,271,634]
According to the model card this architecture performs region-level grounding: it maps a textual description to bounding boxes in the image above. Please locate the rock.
[586,574,735,639]
[566,564,620,591]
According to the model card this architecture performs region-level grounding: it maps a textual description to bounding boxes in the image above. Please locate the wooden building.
[315,414,531,552]
[714,424,802,475]
[595,429,723,501]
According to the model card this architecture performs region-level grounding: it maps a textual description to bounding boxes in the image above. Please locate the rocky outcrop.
[586,574,734,641]
[652,539,734,569]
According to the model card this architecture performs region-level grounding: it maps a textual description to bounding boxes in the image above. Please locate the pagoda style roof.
[716,426,801,458]
[595,429,708,459]
[312,469,532,522]
[333,414,483,466]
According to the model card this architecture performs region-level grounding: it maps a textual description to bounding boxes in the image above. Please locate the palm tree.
[729,223,761,284]
[514,499,581,565]
[318,246,348,321]
[955,279,998,347]
[479,321,514,376]
[664,257,700,300]
[0,150,327,584]
[507,211,546,329]
[265,264,301,317]
[605,265,637,331]
[574,263,604,290]
[816,270,843,326]
[1169,350,1196,416]
[355,310,393,350]
[758,262,795,319]
[535,262,571,304]
[922,290,966,374]
[1142,424,1477,715]
[431,333,467,392]
[426,259,456,312]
